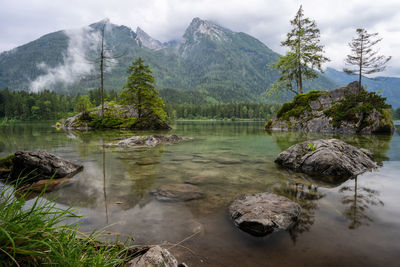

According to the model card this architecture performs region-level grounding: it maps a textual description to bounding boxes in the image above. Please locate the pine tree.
[268,5,329,96]
[121,57,166,121]
[343,28,391,88]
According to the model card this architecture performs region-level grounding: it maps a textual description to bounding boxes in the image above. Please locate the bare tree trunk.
[100,25,105,119]
[358,35,364,89]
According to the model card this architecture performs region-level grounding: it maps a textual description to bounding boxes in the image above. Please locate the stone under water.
[229,192,301,236]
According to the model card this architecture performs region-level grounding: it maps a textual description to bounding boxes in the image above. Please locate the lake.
[1,121,400,266]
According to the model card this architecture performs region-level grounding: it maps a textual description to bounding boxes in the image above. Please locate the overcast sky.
[1,0,399,76]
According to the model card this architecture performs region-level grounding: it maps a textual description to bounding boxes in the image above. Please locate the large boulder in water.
[229,192,301,236]
[10,151,83,182]
[265,81,394,134]
[275,139,377,178]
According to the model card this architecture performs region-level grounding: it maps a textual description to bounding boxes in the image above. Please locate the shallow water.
[1,121,400,266]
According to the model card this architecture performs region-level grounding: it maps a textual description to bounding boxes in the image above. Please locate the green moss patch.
[0,154,14,170]
[276,90,324,121]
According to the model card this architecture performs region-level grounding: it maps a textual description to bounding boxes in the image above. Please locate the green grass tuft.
[0,180,136,266]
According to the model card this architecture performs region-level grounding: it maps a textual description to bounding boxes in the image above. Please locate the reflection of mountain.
[274,177,324,243]
[267,131,392,165]
[340,177,384,229]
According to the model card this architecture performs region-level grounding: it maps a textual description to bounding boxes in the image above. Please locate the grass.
[0,180,137,266]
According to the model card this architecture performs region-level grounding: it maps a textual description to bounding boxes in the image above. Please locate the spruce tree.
[269,5,329,95]
[343,28,391,88]
[121,57,166,121]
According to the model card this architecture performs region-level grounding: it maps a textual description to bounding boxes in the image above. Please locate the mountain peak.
[183,17,230,43]
[135,27,165,50]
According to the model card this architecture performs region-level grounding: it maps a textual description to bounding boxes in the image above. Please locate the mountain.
[325,67,400,108]
[0,18,338,103]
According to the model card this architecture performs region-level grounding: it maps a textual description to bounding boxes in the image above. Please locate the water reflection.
[274,176,325,243]
[339,177,384,229]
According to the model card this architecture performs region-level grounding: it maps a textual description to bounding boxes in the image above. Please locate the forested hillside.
[0,18,338,104]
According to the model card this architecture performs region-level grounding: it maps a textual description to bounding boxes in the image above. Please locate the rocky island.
[265,82,394,134]
[64,102,171,130]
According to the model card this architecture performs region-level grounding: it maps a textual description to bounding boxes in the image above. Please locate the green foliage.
[121,57,167,121]
[344,28,391,87]
[0,182,134,266]
[75,95,94,114]
[324,90,391,127]
[0,154,14,171]
[268,5,329,96]
[308,143,317,151]
[276,90,324,120]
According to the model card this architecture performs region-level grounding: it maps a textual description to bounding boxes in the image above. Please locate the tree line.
[0,86,279,121]
[165,103,279,120]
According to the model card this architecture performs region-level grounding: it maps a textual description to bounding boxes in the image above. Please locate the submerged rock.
[112,134,188,148]
[275,139,377,178]
[265,81,394,134]
[20,177,74,193]
[229,192,301,236]
[10,151,83,182]
[126,245,178,267]
[150,183,204,202]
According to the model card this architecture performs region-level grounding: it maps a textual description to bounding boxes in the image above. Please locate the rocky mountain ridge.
[0,17,337,103]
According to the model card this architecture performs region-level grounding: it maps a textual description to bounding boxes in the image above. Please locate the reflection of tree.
[340,177,383,229]
[274,178,325,243]
[102,139,109,224]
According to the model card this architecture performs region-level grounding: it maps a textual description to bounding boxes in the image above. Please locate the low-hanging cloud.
[29,23,115,92]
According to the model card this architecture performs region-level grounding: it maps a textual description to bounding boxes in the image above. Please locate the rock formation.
[10,151,83,182]
[275,139,377,178]
[265,82,394,134]
[64,102,170,130]
[126,245,178,267]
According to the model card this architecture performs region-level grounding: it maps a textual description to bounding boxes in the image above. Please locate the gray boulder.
[151,184,204,202]
[126,245,178,267]
[229,192,301,236]
[275,139,377,178]
[10,151,83,182]
[113,135,186,148]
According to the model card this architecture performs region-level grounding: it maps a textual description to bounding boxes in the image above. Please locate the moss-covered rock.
[265,82,394,134]
[64,102,171,130]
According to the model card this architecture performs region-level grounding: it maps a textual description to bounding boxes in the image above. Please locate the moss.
[276,90,324,121]
[0,154,14,170]
[324,90,391,128]
[264,120,273,129]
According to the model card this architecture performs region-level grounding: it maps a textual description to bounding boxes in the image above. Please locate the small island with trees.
[64,57,170,130]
